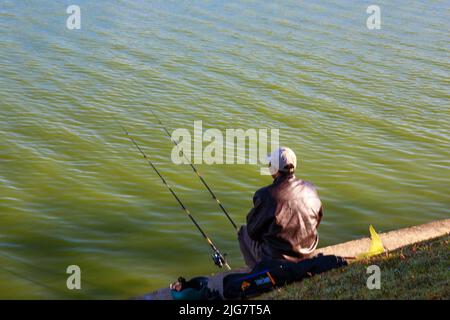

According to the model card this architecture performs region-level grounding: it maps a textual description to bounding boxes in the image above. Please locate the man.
[238,147,323,269]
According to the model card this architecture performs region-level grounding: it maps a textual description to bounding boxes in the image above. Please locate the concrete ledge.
[316,219,450,258]
[138,218,450,300]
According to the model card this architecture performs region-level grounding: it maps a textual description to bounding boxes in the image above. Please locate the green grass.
[259,235,449,300]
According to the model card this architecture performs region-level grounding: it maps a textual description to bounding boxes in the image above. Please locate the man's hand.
[237,225,245,238]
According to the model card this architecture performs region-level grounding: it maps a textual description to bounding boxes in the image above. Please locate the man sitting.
[238,147,323,268]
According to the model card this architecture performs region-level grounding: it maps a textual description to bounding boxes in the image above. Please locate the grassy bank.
[260,235,449,300]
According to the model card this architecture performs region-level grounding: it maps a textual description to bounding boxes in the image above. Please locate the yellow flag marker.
[356,225,385,259]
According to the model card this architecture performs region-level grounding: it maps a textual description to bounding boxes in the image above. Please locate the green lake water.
[0,1,449,299]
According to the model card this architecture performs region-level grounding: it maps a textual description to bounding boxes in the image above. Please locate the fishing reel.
[212,250,228,269]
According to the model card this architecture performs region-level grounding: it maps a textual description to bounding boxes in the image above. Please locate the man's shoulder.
[299,179,317,190]
[254,184,271,198]
[296,179,320,196]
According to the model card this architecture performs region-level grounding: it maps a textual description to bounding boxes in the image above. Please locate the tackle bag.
[223,254,347,299]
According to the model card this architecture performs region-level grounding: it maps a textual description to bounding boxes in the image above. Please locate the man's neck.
[273,172,295,183]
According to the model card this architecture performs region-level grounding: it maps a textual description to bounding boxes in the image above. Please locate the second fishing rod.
[148,109,239,233]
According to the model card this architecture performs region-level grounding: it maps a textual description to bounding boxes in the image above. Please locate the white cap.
[267,147,297,175]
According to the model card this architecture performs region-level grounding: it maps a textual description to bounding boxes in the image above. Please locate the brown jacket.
[246,173,323,261]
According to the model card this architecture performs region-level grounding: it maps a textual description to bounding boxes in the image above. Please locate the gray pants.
[238,225,262,269]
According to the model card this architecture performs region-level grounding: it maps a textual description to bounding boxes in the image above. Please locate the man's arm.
[317,205,323,228]
[246,192,273,241]
[304,185,323,228]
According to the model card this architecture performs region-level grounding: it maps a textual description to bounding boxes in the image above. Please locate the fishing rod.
[116,119,230,270]
[149,109,239,233]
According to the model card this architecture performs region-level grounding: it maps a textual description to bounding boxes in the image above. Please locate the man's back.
[246,173,323,261]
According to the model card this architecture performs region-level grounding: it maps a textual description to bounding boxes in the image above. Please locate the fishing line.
[0,251,84,297]
[0,252,94,294]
